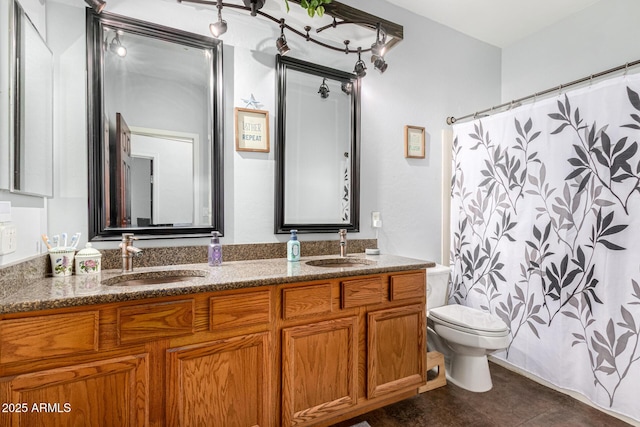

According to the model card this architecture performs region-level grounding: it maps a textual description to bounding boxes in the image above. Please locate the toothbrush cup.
[49,249,76,277]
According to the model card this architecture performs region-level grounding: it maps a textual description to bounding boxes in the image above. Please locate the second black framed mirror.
[275,54,361,234]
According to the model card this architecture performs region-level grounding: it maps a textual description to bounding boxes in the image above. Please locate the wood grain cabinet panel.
[0,354,148,427]
[341,277,382,309]
[389,271,426,301]
[367,304,426,398]
[210,290,271,330]
[282,317,358,427]
[117,299,194,345]
[166,332,271,427]
[282,284,332,320]
[0,269,428,427]
[0,311,99,364]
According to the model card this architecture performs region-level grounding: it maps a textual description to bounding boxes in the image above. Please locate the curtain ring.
[558,84,563,96]
[589,74,593,87]
[533,93,538,103]
[624,62,629,77]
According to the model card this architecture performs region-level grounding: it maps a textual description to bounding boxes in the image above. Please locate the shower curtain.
[450,73,640,421]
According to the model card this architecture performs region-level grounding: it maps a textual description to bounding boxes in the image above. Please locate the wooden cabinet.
[167,332,271,427]
[0,354,148,427]
[279,271,426,427]
[367,304,426,398]
[0,269,427,427]
[281,317,358,427]
[0,311,99,364]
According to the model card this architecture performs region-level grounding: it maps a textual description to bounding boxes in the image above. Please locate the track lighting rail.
[177,0,401,55]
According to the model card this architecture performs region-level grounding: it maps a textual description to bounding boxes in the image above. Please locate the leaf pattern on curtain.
[451,75,640,420]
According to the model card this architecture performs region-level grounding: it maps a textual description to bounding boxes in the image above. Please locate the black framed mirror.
[275,55,360,234]
[12,0,54,197]
[86,10,223,240]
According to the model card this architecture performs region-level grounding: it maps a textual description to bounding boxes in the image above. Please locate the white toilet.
[426,265,510,392]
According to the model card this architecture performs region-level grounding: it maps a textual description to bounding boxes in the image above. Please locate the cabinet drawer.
[210,290,271,330]
[118,300,194,345]
[390,271,426,301]
[341,276,383,309]
[282,283,333,320]
[0,311,99,364]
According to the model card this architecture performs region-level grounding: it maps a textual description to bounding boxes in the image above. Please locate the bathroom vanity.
[0,254,432,427]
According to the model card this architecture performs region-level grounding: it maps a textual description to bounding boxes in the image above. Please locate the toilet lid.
[430,305,509,334]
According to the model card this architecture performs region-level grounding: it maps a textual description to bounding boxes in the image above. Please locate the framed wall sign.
[235,107,270,152]
[404,125,425,159]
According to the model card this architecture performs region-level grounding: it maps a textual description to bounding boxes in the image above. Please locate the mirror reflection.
[275,55,360,233]
[87,11,223,239]
[13,0,53,197]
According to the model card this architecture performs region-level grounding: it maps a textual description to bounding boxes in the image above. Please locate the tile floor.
[331,362,632,427]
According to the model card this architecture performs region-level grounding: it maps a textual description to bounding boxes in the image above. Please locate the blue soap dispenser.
[208,231,222,266]
[287,229,301,262]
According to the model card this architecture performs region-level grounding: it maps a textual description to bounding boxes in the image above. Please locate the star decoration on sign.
[242,94,263,109]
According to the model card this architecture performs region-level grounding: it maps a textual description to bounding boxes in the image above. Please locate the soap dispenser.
[287,229,301,262]
[208,231,222,266]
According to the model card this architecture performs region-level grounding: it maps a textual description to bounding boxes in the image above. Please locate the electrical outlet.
[0,223,17,255]
[371,211,382,228]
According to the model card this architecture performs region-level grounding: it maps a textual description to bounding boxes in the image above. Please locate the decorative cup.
[49,250,75,277]
[75,243,102,275]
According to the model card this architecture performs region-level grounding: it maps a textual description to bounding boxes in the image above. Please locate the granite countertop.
[1,254,434,315]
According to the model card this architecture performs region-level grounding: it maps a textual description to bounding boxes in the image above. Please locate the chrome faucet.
[120,233,143,272]
[339,229,347,257]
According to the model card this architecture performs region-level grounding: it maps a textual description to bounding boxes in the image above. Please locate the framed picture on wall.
[235,107,270,152]
[404,125,425,159]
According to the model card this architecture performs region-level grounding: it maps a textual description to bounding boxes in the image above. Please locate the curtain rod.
[446,58,640,125]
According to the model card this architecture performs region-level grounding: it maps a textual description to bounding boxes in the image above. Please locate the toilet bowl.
[426,265,510,392]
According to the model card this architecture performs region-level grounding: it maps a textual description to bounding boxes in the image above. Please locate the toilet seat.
[430,305,509,337]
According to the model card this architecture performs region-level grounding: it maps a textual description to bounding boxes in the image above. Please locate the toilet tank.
[426,264,451,312]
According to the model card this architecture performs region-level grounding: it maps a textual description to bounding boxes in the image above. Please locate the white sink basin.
[102,269,208,287]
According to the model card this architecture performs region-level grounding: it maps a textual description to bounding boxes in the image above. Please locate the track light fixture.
[276,19,290,56]
[371,23,387,61]
[242,0,265,17]
[85,0,106,14]
[209,0,227,38]
[353,47,366,78]
[178,0,400,77]
[373,56,388,73]
[108,31,127,57]
[318,78,330,99]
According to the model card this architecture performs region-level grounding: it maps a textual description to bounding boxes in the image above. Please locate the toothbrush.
[41,234,52,250]
[61,233,68,248]
[52,235,59,249]
[70,233,81,249]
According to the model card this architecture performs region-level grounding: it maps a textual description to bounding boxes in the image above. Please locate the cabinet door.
[0,354,148,427]
[166,332,271,427]
[368,304,426,398]
[282,316,357,427]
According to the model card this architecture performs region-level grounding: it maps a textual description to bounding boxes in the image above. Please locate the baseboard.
[489,356,639,426]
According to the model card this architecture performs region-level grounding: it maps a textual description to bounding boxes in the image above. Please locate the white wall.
[35,0,502,263]
[502,0,640,102]
[0,0,501,265]
[344,0,501,261]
